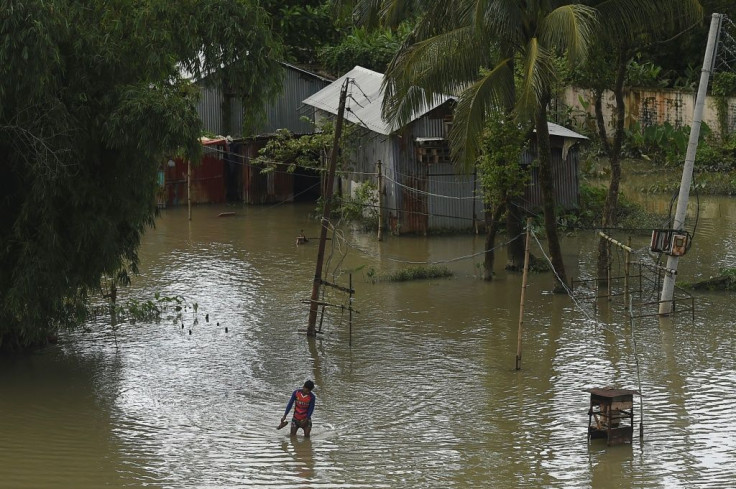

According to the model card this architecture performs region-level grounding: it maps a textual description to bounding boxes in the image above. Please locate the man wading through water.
[279,380,316,437]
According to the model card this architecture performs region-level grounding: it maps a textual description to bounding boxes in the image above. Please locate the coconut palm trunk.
[536,93,568,290]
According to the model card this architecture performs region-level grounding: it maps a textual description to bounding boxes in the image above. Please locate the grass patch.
[372,265,453,282]
[680,268,736,291]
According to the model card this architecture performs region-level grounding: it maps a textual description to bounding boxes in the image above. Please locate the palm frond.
[410,0,479,39]
[480,0,524,48]
[353,0,386,27]
[382,25,494,128]
[516,38,556,121]
[539,4,598,64]
[594,0,703,43]
[449,59,515,171]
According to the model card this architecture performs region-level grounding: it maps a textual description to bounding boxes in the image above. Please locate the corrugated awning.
[200,137,227,146]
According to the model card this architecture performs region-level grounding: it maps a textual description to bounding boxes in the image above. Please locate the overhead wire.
[529,229,644,397]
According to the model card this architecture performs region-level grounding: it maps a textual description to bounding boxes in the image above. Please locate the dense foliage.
[261,0,341,66]
[0,0,283,350]
[320,24,412,74]
[477,118,530,208]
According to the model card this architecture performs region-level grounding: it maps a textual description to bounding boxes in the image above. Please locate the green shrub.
[558,184,662,231]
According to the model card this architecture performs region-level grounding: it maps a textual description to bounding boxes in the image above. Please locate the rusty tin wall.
[165,151,226,206]
[241,139,294,204]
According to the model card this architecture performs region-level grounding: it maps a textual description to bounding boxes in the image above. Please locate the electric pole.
[659,13,723,315]
[307,78,350,336]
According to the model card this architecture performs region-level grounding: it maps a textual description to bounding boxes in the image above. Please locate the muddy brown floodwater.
[1,197,734,488]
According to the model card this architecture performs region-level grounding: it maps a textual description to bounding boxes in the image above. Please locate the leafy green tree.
[573,0,702,283]
[641,0,734,84]
[0,0,283,351]
[477,117,531,280]
[261,0,341,65]
[320,24,412,74]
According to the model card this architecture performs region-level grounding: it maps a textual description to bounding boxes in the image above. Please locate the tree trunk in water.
[505,199,525,270]
[535,95,567,291]
[483,203,506,281]
[597,52,628,284]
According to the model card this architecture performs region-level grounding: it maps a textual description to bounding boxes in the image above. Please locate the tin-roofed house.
[162,62,333,207]
[302,65,587,235]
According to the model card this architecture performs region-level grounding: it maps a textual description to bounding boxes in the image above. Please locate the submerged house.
[162,62,333,207]
[302,65,587,234]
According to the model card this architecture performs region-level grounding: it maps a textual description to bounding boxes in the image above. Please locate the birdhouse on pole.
[586,388,640,446]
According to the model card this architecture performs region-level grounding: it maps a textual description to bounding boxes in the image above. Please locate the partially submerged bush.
[558,184,662,231]
[371,265,453,283]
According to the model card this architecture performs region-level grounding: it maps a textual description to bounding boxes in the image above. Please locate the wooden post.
[377,160,383,242]
[625,237,631,303]
[516,217,532,370]
[349,273,353,347]
[187,160,192,221]
[307,78,350,337]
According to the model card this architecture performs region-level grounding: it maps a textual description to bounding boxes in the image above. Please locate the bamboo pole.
[377,160,383,242]
[516,218,532,370]
[597,231,633,253]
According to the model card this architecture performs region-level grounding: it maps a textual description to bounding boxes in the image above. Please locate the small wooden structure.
[586,388,639,445]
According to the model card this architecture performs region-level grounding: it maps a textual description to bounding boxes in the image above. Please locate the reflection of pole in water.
[293,438,315,480]
[308,336,323,389]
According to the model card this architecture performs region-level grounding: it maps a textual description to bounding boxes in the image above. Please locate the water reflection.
[1,199,735,488]
[280,438,315,483]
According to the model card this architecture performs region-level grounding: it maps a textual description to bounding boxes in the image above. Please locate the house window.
[415,138,451,165]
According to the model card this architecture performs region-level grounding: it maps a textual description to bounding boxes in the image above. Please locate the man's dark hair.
[304,380,315,390]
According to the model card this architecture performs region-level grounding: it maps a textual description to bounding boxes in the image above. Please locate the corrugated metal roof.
[278,61,334,83]
[302,66,453,136]
[545,122,588,140]
[304,66,588,141]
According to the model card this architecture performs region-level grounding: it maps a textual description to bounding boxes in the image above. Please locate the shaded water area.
[1,197,735,488]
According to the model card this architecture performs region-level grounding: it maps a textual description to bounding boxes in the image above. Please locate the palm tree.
[374,0,598,289]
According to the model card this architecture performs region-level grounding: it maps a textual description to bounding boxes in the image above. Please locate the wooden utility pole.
[307,78,350,336]
[516,218,532,370]
[659,13,723,314]
[377,160,383,242]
